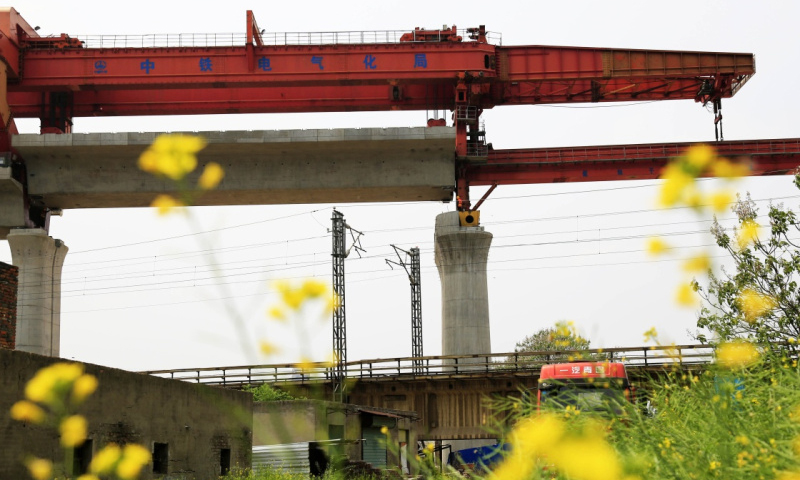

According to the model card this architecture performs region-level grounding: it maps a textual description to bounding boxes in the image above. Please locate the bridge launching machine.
[0,7,797,232]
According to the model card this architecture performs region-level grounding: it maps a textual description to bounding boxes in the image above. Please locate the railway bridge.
[145,344,714,440]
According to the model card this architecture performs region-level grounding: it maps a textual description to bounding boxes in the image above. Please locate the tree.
[509,321,592,365]
[695,189,800,347]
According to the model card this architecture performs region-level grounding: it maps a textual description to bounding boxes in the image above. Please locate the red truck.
[537,361,633,414]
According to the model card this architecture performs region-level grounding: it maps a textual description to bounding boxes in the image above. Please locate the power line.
[17,208,775,292]
[67,208,325,255]
[52,192,796,272]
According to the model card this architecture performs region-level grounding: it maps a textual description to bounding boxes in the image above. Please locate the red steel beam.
[495,46,754,105]
[6,43,754,118]
[463,139,800,186]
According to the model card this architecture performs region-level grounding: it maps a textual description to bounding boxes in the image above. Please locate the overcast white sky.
[2,1,799,371]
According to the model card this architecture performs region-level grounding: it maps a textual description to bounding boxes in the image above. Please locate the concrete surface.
[0,349,252,480]
[7,228,67,357]
[10,127,456,214]
[0,166,25,238]
[434,212,493,363]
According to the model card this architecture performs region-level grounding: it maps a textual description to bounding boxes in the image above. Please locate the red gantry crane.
[0,7,797,223]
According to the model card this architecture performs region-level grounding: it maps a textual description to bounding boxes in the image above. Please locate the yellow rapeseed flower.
[26,457,53,480]
[717,341,760,369]
[682,253,710,273]
[295,357,314,372]
[198,162,224,190]
[658,163,695,207]
[90,444,122,474]
[138,134,207,180]
[711,158,750,178]
[282,289,305,310]
[509,413,565,456]
[381,426,389,435]
[10,400,46,423]
[259,341,280,356]
[685,145,715,171]
[709,460,721,470]
[737,219,760,250]
[25,362,84,405]
[646,237,669,256]
[644,327,658,343]
[675,282,699,307]
[60,414,88,447]
[76,475,101,480]
[326,293,341,314]
[776,472,800,480]
[150,194,185,216]
[495,413,622,480]
[550,436,622,480]
[710,190,734,213]
[737,288,777,324]
[492,451,536,480]
[267,305,287,322]
[301,279,329,298]
[72,374,98,404]
[273,280,306,310]
[117,444,152,480]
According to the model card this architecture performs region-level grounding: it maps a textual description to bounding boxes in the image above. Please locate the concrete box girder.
[11,127,456,210]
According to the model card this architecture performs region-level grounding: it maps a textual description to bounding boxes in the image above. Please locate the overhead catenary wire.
[10,187,798,300]
[11,201,786,294]
[24,188,797,274]
[37,228,772,305]
[59,243,738,314]
[32,223,736,293]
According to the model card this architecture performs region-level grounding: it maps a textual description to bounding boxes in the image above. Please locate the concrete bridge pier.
[434,212,496,454]
[8,228,68,356]
[434,212,493,367]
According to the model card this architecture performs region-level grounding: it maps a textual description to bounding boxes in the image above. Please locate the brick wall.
[0,262,17,350]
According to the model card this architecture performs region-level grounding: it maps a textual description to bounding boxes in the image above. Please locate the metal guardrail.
[70,29,502,49]
[141,344,717,387]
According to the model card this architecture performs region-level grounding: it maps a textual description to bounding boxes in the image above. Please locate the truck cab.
[537,362,632,414]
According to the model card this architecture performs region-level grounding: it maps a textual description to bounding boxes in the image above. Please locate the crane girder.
[6,42,753,118]
[461,139,800,187]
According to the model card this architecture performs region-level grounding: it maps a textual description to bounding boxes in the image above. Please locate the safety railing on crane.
[141,344,729,388]
[71,29,501,49]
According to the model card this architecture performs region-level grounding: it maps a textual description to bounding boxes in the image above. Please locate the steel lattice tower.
[410,247,423,372]
[331,210,347,402]
[387,245,424,373]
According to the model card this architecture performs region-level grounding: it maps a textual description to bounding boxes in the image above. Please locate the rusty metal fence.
[141,344,718,388]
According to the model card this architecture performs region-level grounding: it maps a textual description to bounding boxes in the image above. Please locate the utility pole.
[387,245,423,373]
[330,209,364,402]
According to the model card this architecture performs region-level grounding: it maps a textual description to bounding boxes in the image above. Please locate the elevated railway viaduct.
[146,344,714,440]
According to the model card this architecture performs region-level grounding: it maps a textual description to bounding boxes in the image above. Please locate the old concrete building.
[254,399,418,474]
[1,349,253,480]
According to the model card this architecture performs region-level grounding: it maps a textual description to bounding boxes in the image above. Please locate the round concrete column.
[434,212,492,365]
[8,228,68,356]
